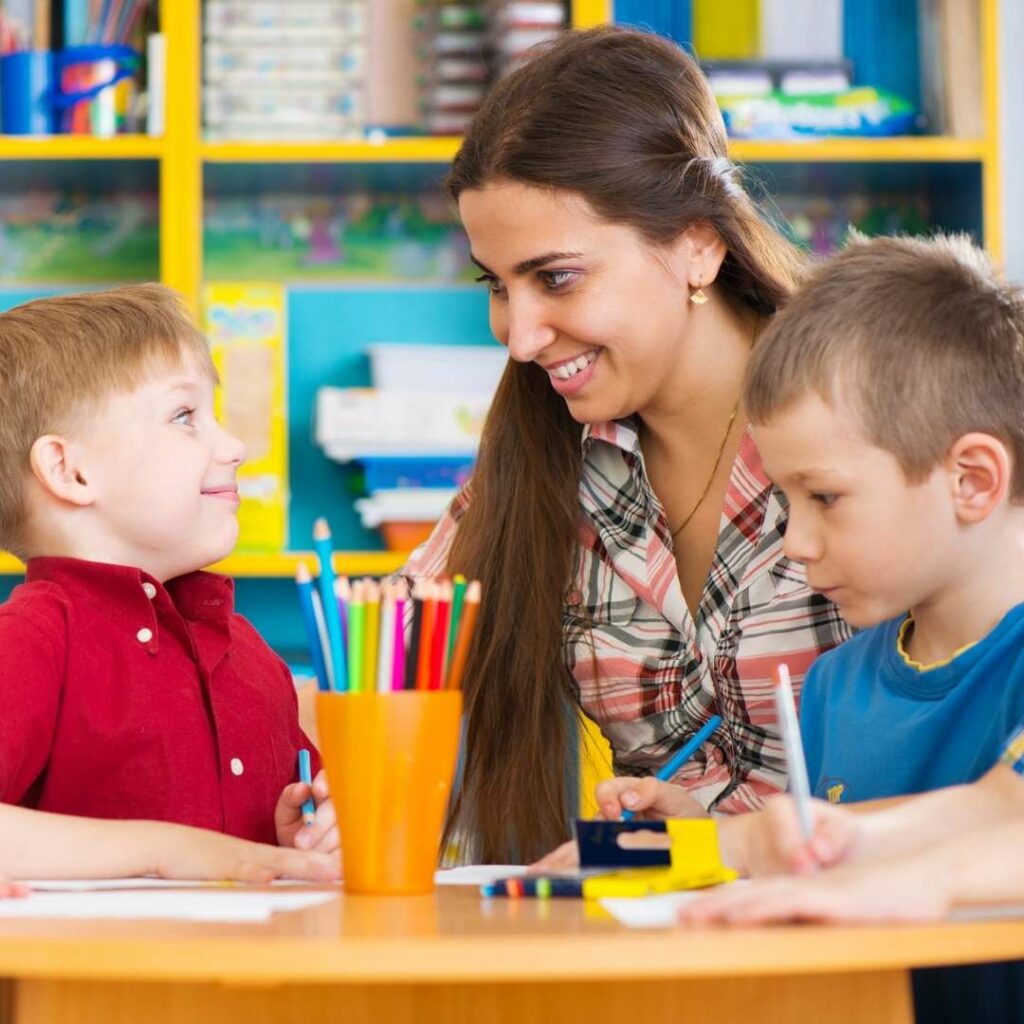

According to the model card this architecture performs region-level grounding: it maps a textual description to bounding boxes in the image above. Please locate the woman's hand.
[595,776,709,823]
[529,776,708,873]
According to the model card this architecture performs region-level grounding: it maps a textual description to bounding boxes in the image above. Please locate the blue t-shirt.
[799,602,1024,804]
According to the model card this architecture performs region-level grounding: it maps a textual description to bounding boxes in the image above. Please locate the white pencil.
[774,662,813,840]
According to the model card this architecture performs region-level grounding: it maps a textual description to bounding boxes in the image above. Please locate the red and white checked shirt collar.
[405,418,850,813]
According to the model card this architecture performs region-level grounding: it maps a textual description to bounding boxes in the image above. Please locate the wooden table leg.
[12,969,915,1024]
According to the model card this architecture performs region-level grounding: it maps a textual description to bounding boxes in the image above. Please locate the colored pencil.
[335,575,351,646]
[363,579,381,693]
[312,518,347,692]
[376,585,395,694]
[347,579,366,695]
[775,663,813,839]
[391,584,408,692]
[429,581,452,691]
[298,748,316,826]
[415,581,437,691]
[295,563,330,692]
[620,714,722,821]
[446,580,480,691]
[447,574,468,673]
[405,581,424,691]
[310,589,334,690]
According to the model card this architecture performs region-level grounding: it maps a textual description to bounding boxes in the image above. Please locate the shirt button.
[136,627,153,643]
[142,582,157,599]
[230,758,244,776]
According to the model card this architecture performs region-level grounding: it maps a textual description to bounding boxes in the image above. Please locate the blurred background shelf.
[0,0,1005,654]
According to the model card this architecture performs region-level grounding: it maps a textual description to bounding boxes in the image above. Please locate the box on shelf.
[205,282,289,553]
[366,342,507,393]
[316,387,487,460]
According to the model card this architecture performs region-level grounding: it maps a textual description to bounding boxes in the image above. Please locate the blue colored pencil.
[298,748,316,826]
[312,517,348,692]
[295,563,330,692]
[621,714,723,821]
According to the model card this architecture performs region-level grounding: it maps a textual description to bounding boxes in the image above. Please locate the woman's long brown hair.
[443,26,805,863]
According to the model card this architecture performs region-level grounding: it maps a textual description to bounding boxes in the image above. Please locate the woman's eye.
[172,408,195,427]
[474,273,505,295]
[541,270,579,291]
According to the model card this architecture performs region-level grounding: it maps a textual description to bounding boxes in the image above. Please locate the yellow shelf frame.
[0,550,407,579]
[0,135,164,159]
[0,0,1003,579]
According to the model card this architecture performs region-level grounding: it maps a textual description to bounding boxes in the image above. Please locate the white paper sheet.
[23,877,321,892]
[0,890,335,922]
[599,892,706,929]
[433,865,527,886]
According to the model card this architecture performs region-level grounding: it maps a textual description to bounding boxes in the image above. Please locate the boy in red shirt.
[0,285,337,855]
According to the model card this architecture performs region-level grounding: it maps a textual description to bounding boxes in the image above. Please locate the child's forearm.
[914,817,1024,908]
[857,765,1024,862]
[0,804,166,878]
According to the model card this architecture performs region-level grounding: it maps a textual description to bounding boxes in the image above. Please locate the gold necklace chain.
[668,315,761,539]
[669,397,741,539]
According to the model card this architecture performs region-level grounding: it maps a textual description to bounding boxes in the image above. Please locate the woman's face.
[459,180,701,425]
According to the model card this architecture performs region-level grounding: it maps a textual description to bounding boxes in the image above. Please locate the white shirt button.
[142,582,157,599]
[230,758,244,776]
[136,627,153,643]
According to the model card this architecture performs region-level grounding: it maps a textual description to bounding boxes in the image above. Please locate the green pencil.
[347,579,366,694]
[447,574,468,672]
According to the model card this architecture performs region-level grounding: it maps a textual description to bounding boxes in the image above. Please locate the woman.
[405,26,850,863]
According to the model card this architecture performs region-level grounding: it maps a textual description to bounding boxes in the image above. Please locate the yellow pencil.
[363,579,381,694]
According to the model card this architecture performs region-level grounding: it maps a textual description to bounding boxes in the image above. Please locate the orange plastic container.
[379,520,435,551]
[316,690,462,895]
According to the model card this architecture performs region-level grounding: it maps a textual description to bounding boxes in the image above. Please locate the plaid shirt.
[404,418,850,813]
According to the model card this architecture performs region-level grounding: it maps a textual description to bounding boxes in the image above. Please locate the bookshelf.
[0,0,1003,600]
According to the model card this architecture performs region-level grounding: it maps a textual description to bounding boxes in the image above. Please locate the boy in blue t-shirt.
[552,233,1024,837]
[742,232,1024,806]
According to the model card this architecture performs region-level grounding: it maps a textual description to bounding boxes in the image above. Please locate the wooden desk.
[1,887,1023,1024]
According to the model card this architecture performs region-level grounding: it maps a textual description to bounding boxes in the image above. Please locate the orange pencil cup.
[316,690,463,895]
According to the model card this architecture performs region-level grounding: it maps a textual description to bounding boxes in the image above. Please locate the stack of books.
[203,0,369,140]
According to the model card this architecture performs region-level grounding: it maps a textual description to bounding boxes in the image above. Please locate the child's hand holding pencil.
[274,765,339,855]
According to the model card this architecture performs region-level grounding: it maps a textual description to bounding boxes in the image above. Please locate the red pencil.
[428,581,453,691]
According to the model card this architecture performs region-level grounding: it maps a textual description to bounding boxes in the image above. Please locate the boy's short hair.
[0,284,216,556]
[744,233,1024,499]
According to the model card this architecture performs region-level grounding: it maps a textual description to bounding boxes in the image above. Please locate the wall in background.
[999,0,1023,281]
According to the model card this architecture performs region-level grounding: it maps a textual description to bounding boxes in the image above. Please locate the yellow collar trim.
[896,616,978,671]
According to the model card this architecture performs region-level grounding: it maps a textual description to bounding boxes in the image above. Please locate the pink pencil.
[391,586,407,692]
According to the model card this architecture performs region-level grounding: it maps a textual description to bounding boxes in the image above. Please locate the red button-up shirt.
[0,558,318,844]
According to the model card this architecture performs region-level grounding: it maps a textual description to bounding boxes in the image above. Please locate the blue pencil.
[621,714,723,821]
[312,517,348,692]
[295,563,330,692]
[298,748,316,826]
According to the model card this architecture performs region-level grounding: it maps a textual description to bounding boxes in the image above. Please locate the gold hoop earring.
[689,285,708,306]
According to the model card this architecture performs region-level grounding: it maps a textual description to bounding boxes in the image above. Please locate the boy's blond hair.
[0,284,216,556]
[744,233,1024,499]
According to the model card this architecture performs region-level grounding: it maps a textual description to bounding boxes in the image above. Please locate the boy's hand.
[721,795,863,878]
[148,823,339,885]
[275,769,339,854]
[679,852,951,926]
[529,777,707,873]
[0,877,28,899]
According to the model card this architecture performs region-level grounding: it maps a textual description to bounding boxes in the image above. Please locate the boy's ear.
[945,432,1011,524]
[29,435,96,507]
